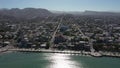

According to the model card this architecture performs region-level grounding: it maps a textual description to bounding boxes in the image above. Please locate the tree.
[45,42,50,49]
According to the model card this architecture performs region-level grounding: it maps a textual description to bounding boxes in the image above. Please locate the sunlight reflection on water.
[49,54,83,68]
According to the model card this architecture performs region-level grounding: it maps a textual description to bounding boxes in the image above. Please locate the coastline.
[7,48,120,58]
[0,50,13,55]
[0,46,14,55]
[0,47,120,58]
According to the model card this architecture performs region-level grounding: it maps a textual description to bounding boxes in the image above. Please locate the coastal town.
[0,8,120,57]
[1,0,120,68]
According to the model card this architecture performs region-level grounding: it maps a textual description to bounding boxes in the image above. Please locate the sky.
[0,0,120,12]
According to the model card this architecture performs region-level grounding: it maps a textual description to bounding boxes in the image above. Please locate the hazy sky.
[0,0,120,11]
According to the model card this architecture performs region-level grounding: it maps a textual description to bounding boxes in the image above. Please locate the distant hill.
[0,8,53,19]
[0,8,120,20]
[82,10,120,16]
[51,10,120,16]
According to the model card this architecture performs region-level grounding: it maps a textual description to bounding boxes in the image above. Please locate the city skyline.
[0,0,120,12]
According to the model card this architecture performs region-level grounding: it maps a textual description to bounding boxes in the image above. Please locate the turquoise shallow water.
[0,52,120,68]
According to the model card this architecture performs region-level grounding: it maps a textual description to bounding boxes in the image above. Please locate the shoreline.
[1,48,120,58]
[0,50,13,55]
[7,48,120,58]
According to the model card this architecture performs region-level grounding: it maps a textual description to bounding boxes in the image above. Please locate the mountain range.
[51,10,120,16]
[0,8,120,19]
[0,8,53,19]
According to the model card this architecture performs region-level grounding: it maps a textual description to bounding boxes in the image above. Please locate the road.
[50,17,63,47]
[75,23,95,52]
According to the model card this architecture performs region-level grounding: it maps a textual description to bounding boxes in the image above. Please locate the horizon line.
[0,7,120,13]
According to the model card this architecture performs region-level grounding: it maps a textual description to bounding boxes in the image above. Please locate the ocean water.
[0,52,120,68]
